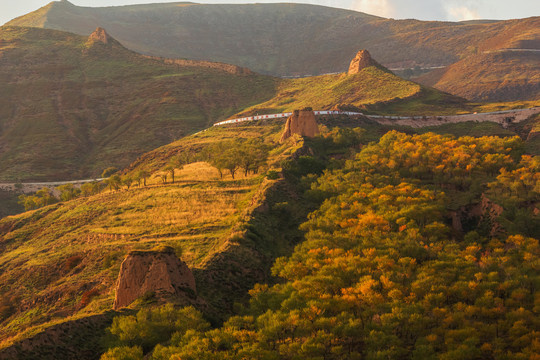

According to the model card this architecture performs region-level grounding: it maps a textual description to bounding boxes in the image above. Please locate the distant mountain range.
[7,1,540,101]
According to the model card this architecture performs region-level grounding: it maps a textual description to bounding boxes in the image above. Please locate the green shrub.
[100,346,143,360]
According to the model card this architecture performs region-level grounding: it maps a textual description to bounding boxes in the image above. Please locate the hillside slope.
[0,26,276,181]
[237,51,468,117]
[7,2,540,79]
[416,50,540,101]
[0,121,309,354]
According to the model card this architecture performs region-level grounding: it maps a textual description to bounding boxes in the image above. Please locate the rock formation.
[87,27,113,45]
[348,49,377,75]
[280,109,320,142]
[85,27,125,50]
[113,246,196,310]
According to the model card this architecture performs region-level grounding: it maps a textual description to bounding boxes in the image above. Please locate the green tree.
[106,174,122,192]
[102,167,119,178]
[135,169,150,187]
[57,183,81,201]
[100,346,143,360]
[122,175,134,190]
[164,164,176,184]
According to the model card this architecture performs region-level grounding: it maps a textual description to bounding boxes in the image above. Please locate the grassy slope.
[0,122,305,348]
[235,65,475,116]
[239,66,419,114]
[0,26,277,181]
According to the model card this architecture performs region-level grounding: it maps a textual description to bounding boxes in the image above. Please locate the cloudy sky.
[1,0,539,25]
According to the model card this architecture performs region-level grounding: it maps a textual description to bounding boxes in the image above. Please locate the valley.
[0,2,538,359]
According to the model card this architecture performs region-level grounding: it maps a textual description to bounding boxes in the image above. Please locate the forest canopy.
[102,131,539,359]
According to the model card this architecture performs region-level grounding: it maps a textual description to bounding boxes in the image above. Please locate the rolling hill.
[7,1,540,101]
[0,120,310,356]
[0,25,481,183]
[237,52,468,117]
[0,26,276,182]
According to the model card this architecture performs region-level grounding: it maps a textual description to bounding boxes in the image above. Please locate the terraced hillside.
[0,26,276,181]
[0,121,308,354]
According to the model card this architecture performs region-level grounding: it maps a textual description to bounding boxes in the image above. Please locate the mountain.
[0,25,478,183]
[6,1,540,102]
[415,50,540,101]
[0,26,276,181]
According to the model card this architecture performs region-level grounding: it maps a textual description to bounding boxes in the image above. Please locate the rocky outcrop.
[87,27,111,44]
[113,247,196,310]
[450,194,504,236]
[86,27,118,46]
[280,109,320,142]
[348,49,377,75]
[85,27,126,51]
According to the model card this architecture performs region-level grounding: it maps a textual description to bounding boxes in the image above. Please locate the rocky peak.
[113,246,196,310]
[280,108,320,142]
[348,49,377,75]
[88,27,112,45]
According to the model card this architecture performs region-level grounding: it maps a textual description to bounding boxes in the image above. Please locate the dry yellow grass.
[0,122,301,347]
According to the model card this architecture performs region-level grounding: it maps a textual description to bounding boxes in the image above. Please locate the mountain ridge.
[0,25,277,181]
[8,2,540,101]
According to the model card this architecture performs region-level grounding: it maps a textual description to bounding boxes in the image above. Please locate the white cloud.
[351,0,393,18]
[447,6,480,21]
[352,0,447,20]
[351,0,488,21]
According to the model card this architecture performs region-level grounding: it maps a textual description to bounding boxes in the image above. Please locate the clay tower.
[348,49,376,75]
[280,108,320,142]
[113,247,196,309]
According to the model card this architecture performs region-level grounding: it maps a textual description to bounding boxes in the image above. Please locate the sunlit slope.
[0,26,276,181]
[0,122,301,348]
[238,65,467,116]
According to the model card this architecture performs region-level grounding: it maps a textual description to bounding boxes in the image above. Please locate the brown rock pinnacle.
[87,27,113,45]
[348,49,376,75]
[113,247,196,309]
[280,109,320,142]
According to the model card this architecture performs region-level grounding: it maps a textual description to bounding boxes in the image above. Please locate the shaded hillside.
[8,1,540,78]
[416,50,540,102]
[0,26,276,181]
[0,121,310,354]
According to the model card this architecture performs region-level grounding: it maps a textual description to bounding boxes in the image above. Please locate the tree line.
[18,138,271,211]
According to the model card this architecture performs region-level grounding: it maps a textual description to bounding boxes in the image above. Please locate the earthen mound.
[113,246,196,310]
[280,109,320,142]
[348,49,377,75]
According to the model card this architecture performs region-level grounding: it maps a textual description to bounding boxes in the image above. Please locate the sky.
[1,0,539,25]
